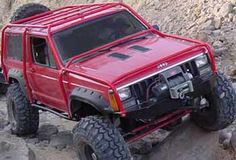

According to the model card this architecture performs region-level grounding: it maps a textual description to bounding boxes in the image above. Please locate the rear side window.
[7,34,23,60]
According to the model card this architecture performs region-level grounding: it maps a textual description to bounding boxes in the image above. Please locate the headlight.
[195,54,208,68]
[118,87,131,101]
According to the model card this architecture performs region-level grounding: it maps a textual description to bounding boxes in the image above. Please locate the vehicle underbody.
[117,57,216,143]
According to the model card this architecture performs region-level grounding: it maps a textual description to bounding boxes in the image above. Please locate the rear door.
[27,36,67,112]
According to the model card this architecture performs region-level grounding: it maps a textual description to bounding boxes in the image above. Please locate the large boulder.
[218,2,234,17]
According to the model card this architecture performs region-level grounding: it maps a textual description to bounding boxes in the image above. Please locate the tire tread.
[7,83,39,136]
[73,116,132,160]
[192,72,236,131]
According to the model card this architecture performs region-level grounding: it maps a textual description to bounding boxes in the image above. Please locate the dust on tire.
[73,116,132,160]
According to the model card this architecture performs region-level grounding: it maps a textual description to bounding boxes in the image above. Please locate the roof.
[5,2,141,35]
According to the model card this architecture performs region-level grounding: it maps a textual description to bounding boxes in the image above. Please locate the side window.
[7,34,23,60]
[31,37,56,68]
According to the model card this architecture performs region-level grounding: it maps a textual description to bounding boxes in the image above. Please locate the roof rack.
[5,2,152,35]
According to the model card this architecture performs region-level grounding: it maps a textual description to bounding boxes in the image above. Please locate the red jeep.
[1,2,236,160]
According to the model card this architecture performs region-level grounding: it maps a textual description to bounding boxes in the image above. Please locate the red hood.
[68,34,197,84]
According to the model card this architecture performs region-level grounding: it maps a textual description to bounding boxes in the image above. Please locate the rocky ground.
[0,95,168,160]
[0,96,77,160]
[1,93,236,160]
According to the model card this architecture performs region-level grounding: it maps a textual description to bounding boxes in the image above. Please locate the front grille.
[131,76,158,102]
[180,61,199,77]
[130,60,198,103]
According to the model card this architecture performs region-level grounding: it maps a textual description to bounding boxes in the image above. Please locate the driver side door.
[27,36,67,112]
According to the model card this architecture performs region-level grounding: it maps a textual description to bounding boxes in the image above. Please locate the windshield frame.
[52,9,148,65]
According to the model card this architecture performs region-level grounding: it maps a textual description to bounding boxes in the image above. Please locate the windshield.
[53,10,146,62]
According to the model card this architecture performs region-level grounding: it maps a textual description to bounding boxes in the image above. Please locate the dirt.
[148,121,235,160]
[0,96,78,160]
[0,95,236,160]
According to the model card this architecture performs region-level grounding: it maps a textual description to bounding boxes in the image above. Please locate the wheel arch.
[7,69,26,95]
[69,87,113,119]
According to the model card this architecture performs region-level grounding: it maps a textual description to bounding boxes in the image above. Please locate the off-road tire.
[191,72,236,131]
[7,83,39,136]
[11,3,50,22]
[0,84,8,94]
[73,116,132,160]
[0,68,7,94]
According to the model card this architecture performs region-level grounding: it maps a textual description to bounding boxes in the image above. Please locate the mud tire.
[73,116,132,160]
[7,83,39,136]
[0,84,8,95]
[11,3,50,22]
[191,72,236,131]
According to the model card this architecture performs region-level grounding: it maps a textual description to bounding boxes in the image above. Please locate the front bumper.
[125,72,216,119]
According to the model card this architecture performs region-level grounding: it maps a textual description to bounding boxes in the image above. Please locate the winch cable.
[146,77,161,101]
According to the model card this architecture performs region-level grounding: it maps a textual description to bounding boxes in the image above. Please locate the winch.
[152,66,194,100]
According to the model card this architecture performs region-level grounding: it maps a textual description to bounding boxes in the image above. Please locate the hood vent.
[129,45,150,53]
[108,52,130,60]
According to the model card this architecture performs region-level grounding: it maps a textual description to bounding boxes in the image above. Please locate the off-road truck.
[1,2,236,160]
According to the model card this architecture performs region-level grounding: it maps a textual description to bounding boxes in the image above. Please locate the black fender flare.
[69,87,113,115]
[7,69,26,95]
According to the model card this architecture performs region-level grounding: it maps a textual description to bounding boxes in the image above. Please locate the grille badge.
[157,62,168,69]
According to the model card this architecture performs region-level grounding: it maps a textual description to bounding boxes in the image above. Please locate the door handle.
[31,68,36,72]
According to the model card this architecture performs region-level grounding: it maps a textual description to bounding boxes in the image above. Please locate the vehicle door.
[27,36,67,112]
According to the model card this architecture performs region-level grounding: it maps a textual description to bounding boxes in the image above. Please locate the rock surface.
[147,121,234,160]
[219,130,232,145]
[230,130,236,151]
[38,124,59,141]
[0,131,30,160]
[50,131,73,150]
[1,93,236,160]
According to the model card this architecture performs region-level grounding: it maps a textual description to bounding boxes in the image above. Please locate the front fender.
[69,87,113,115]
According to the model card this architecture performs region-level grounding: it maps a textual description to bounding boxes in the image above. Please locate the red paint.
[127,109,192,143]
[22,28,33,102]
[1,2,216,117]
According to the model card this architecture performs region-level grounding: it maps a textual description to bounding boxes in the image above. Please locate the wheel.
[7,83,39,136]
[73,116,132,160]
[191,72,236,131]
[0,84,8,95]
[0,69,8,94]
[11,3,50,22]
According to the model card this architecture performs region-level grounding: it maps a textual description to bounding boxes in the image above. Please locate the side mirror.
[153,25,160,30]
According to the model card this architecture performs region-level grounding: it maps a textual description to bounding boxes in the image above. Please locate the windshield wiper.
[97,34,148,53]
